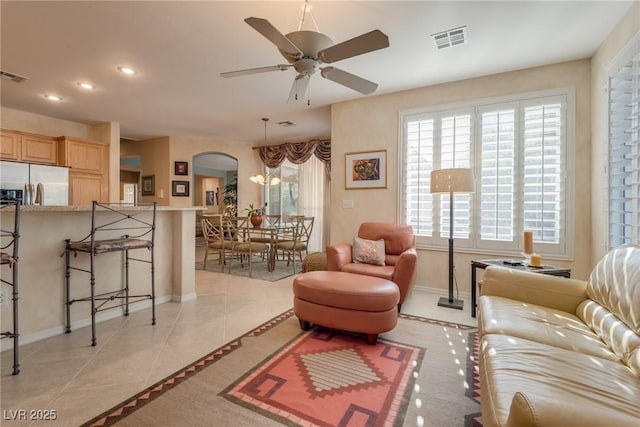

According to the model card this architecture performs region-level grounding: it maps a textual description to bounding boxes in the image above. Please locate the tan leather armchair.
[326,222,417,309]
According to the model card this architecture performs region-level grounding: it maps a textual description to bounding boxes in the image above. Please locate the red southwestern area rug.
[223,327,421,426]
[82,310,480,427]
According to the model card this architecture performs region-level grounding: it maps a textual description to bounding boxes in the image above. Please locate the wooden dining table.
[247,223,294,272]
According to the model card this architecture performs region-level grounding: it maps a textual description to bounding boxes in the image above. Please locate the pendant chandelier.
[250,118,281,186]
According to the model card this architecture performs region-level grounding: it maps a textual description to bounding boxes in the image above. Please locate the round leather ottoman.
[293,270,400,345]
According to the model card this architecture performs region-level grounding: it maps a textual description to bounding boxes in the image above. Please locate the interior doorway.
[192,152,237,214]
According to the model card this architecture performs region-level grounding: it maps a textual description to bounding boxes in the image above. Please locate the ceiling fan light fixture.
[224,5,389,101]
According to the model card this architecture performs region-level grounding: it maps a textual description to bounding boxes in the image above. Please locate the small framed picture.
[175,161,188,176]
[172,180,190,197]
[345,150,387,189]
[206,190,215,206]
[141,175,155,196]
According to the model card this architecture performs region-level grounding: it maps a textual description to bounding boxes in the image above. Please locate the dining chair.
[275,216,314,274]
[225,216,268,277]
[201,215,232,271]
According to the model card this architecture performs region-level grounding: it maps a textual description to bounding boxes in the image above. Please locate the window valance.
[255,139,331,175]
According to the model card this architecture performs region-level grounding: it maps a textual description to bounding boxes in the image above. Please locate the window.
[401,91,572,257]
[265,157,326,252]
[608,36,640,248]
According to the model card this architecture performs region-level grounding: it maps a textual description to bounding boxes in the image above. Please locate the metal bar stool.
[1,200,21,374]
[64,201,156,346]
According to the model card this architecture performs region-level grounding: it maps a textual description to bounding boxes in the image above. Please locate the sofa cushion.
[480,334,640,427]
[479,295,618,362]
[577,299,640,375]
[353,237,385,266]
[587,244,640,334]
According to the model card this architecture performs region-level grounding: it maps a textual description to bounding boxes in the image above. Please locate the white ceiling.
[0,1,633,145]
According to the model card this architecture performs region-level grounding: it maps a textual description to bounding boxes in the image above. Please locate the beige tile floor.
[1,254,477,427]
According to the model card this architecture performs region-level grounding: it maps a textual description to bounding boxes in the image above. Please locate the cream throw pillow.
[353,237,386,266]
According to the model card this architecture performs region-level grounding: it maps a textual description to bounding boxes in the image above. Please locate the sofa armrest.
[327,243,353,271]
[392,248,417,304]
[481,266,587,313]
[507,391,640,427]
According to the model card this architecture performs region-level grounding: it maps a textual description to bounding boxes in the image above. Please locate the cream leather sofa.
[478,244,640,427]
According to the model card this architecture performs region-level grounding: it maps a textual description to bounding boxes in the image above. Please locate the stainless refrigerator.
[0,161,69,205]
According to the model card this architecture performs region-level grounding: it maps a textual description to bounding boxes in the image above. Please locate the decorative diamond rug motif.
[223,328,424,427]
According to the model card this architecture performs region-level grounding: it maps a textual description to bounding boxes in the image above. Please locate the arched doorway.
[192,152,238,215]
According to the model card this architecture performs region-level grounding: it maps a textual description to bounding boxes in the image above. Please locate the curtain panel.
[256,139,331,176]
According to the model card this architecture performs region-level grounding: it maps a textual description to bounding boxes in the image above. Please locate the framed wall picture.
[141,175,155,196]
[345,150,387,189]
[175,161,188,176]
[206,190,215,206]
[172,180,190,197]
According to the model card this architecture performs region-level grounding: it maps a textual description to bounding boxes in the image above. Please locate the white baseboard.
[172,292,197,302]
[0,295,173,351]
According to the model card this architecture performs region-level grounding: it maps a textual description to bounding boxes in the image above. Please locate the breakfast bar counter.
[0,205,200,349]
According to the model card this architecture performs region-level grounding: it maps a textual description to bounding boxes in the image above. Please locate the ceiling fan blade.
[288,75,310,102]
[320,66,378,95]
[245,17,302,58]
[318,30,389,63]
[220,64,291,78]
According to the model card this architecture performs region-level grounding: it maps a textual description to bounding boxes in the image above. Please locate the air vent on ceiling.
[278,121,295,127]
[0,70,29,83]
[431,26,467,50]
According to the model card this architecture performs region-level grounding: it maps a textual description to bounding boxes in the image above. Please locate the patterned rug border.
[81,310,476,427]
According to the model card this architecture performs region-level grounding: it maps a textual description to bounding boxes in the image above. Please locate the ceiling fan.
[220,2,390,102]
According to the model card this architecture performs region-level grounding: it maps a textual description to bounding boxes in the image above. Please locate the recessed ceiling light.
[77,82,95,90]
[117,66,137,75]
[44,94,63,101]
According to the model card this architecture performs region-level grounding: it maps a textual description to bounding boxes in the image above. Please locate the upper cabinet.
[0,130,20,161]
[0,129,58,165]
[57,136,107,174]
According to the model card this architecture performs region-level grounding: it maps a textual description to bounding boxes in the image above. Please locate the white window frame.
[398,88,575,259]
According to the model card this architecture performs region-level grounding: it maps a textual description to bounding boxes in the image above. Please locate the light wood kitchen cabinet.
[57,137,109,204]
[1,130,21,161]
[1,129,58,164]
[69,172,105,206]
[21,134,58,164]
[57,137,107,174]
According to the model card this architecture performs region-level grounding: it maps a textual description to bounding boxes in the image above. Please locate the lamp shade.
[430,168,475,194]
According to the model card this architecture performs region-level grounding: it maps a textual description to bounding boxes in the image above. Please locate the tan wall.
[167,136,260,210]
[331,59,593,294]
[591,2,640,262]
[1,107,92,139]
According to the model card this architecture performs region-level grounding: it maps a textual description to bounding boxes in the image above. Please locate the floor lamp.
[430,168,475,310]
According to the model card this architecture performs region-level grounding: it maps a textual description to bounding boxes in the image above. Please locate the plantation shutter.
[405,117,434,237]
[521,100,564,246]
[479,107,516,244]
[609,38,640,247]
[439,114,472,240]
